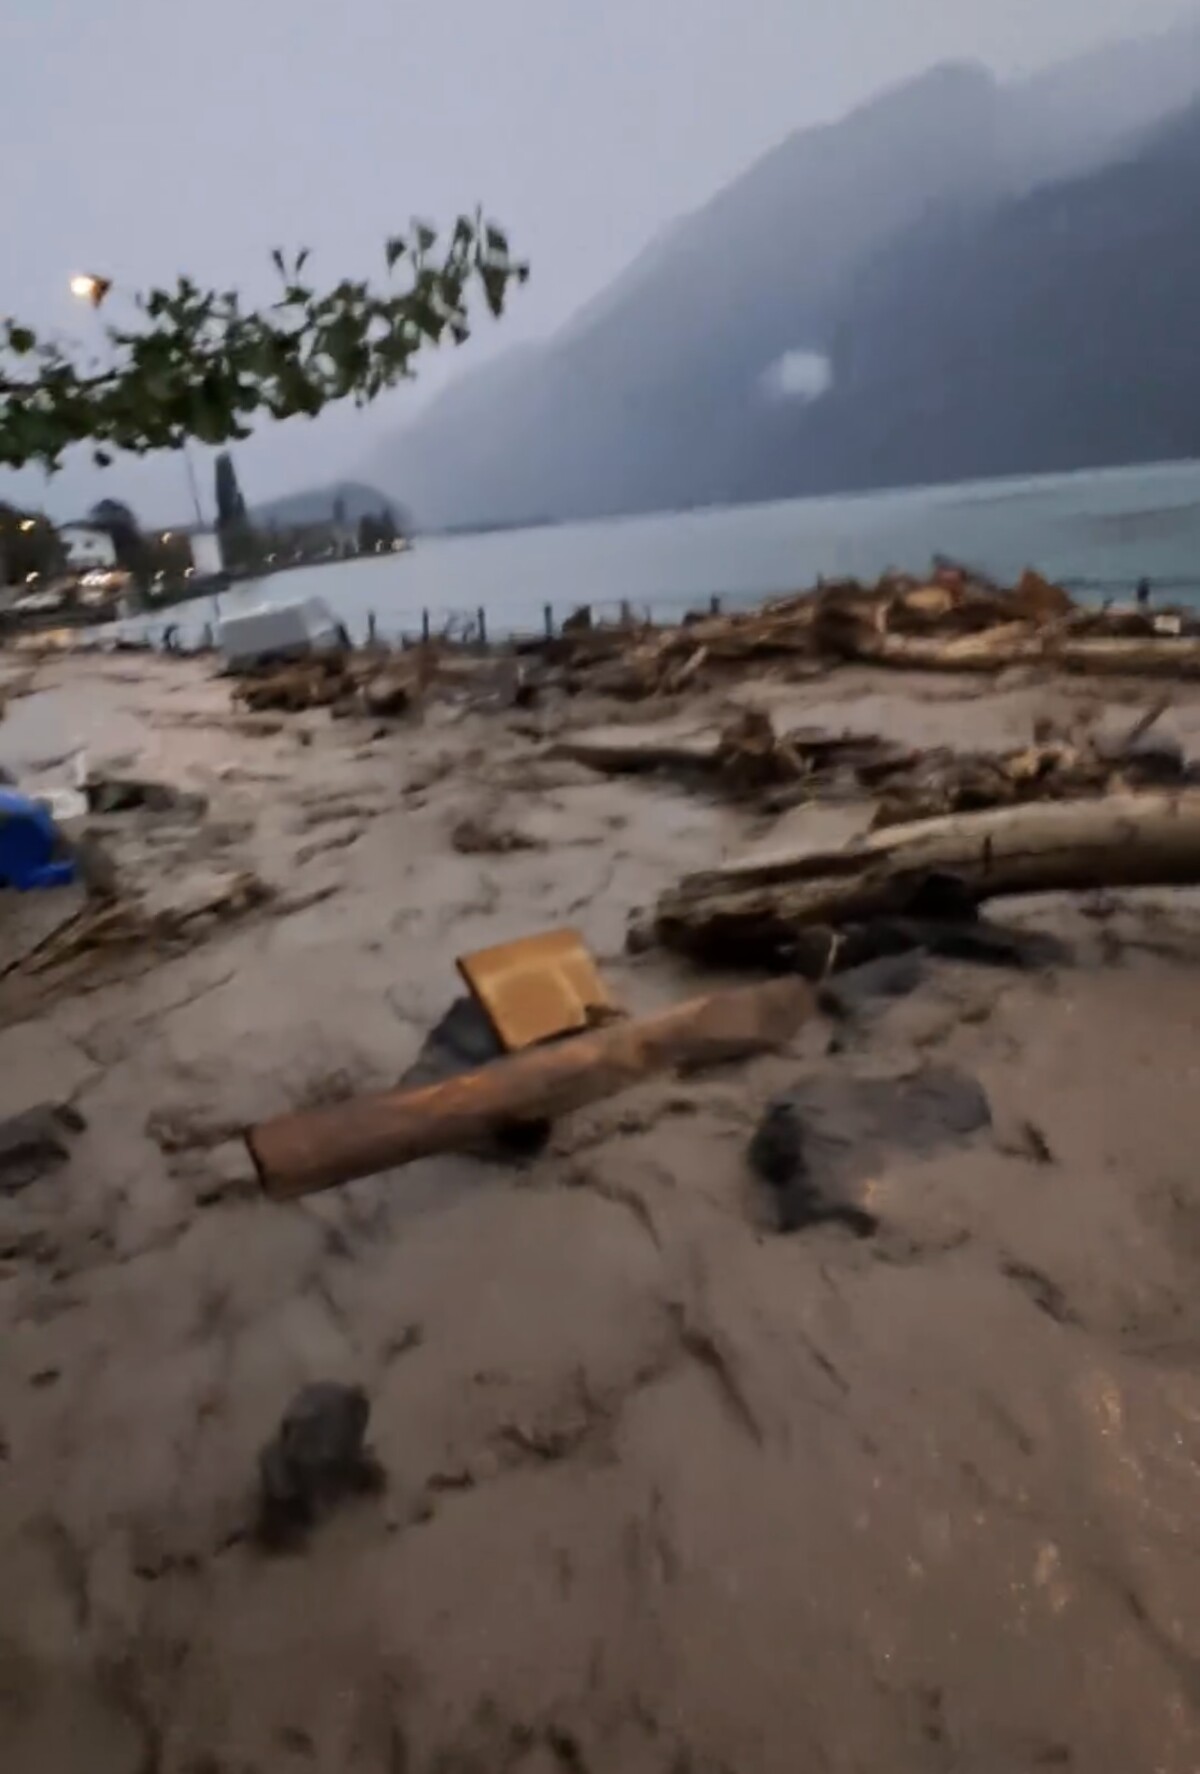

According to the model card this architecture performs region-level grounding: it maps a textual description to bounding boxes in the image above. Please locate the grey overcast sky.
[3,0,1196,522]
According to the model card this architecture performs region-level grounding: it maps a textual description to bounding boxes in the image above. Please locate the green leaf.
[0,216,526,471]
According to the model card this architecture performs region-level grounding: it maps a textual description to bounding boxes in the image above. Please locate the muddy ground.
[3,651,1200,1773]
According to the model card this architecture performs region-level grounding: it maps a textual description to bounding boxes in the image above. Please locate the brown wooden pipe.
[247,977,815,1199]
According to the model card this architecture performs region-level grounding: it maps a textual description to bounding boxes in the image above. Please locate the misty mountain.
[252,480,400,530]
[368,20,1200,528]
[723,96,1200,501]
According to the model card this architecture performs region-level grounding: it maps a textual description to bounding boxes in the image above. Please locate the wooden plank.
[456,928,619,1051]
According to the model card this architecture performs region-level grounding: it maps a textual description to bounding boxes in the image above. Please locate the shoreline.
[3,643,1200,1770]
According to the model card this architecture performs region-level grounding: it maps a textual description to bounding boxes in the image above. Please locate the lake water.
[130,457,1200,647]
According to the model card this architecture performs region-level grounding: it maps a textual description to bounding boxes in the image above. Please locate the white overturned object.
[218,598,346,671]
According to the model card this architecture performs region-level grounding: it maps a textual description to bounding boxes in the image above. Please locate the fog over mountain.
[369,19,1200,529]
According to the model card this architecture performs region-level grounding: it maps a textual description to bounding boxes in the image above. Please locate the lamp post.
[68,272,206,529]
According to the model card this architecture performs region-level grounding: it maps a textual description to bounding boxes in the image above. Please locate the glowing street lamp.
[69,272,111,308]
[67,270,206,527]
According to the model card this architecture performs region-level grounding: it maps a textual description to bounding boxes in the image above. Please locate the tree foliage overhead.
[0,215,527,472]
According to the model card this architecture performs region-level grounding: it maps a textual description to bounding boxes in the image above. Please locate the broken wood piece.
[655,791,1200,963]
[248,977,815,1198]
[456,927,619,1051]
[550,725,722,775]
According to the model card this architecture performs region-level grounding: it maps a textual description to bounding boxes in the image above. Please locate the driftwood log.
[248,977,815,1198]
[655,792,1200,962]
[825,620,1200,680]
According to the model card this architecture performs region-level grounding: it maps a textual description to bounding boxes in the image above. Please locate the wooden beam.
[248,978,815,1199]
[656,791,1200,962]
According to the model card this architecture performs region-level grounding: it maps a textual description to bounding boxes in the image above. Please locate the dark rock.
[786,912,1068,983]
[257,1381,383,1548]
[749,1096,878,1236]
[748,1099,806,1191]
[868,915,1069,970]
[748,1066,991,1236]
[819,951,927,1018]
[0,1103,85,1196]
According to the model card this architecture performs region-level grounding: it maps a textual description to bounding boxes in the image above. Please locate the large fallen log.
[655,792,1200,963]
[248,977,815,1198]
[1055,638,1200,679]
[820,617,1200,680]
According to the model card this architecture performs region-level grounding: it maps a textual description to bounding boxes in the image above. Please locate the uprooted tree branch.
[0,216,527,471]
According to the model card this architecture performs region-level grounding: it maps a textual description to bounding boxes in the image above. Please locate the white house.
[60,524,118,570]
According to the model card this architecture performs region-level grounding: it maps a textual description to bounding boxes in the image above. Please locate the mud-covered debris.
[361,659,421,718]
[85,774,207,818]
[997,1119,1056,1165]
[233,654,352,714]
[451,813,542,856]
[256,1381,383,1548]
[0,1101,85,1195]
[749,1066,991,1235]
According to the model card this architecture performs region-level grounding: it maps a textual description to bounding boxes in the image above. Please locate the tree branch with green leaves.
[0,215,527,471]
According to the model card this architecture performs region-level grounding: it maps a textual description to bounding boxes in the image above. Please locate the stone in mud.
[748,1099,878,1237]
[256,1381,383,1548]
[0,1102,85,1196]
[819,951,927,1019]
[748,1066,991,1236]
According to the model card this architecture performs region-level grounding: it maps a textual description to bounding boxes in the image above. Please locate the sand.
[3,650,1200,1772]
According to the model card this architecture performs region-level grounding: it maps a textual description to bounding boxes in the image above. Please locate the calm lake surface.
[135,458,1200,646]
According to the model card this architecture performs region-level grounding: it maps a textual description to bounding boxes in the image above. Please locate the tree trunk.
[655,791,1200,962]
[248,977,815,1198]
[830,623,1200,680]
[1056,638,1200,679]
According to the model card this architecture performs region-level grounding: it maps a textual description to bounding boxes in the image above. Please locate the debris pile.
[230,648,428,718]
[232,652,353,714]
[557,701,1195,818]
[532,567,1200,700]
